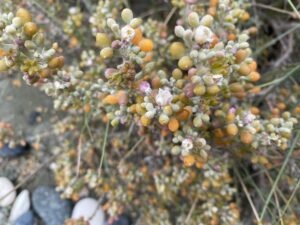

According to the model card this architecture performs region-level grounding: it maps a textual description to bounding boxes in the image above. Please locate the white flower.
[121,25,135,41]
[194,25,214,44]
[155,88,173,106]
[182,138,193,151]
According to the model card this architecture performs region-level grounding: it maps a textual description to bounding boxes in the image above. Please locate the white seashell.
[9,189,30,222]
[0,177,16,207]
[72,198,104,225]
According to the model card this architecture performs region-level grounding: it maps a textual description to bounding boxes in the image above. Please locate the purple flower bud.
[139,81,151,93]
[105,68,117,79]
[185,0,197,4]
[111,40,121,49]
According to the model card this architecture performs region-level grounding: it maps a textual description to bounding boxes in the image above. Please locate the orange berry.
[208,7,216,16]
[143,52,153,63]
[240,130,253,144]
[241,12,250,21]
[227,33,236,41]
[48,56,65,69]
[248,71,261,82]
[226,113,235,123]
[178,56,193,70]
[226,123,238,136]
[103,95,118,105]
[248,61,257,71]
[238,63,251,75]
[168,117,179,132]
[210,0,219,7]
[151,76,161,89]
[250,107,260,115]
[84,104,91,113]
[132,28,143,45]
[235,49,248,63]
[24,22,38,37]
[210,35,219,48]
[277,102,286,110]
[249,86,261,94]
[183,155,195,167]
[176,106,192,121]
[141,115,151,126]
[16,8,32,24]
[138,38,154,52]
[169,42,186,59]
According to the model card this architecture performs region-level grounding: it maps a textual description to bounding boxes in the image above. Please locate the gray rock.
[13,211,35,225]
[32,186,71,225]
[0,207,10,225]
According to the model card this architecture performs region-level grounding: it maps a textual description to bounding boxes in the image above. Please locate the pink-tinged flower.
[229,107,236,114]
[139,81,151,94]
[121,25,135,41]
[182,138,193,150]
[194,25,214,45]
[183,83,195,98]
[244,112,255,124]
[104,68,117,79]
[185,0,197,4]
[155,88,173,106]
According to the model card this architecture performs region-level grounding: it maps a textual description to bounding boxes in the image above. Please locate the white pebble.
[72,198,104,225]
[0,177,16,207]
[9,189,30,222]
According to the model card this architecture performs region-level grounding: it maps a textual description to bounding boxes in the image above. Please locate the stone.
[0,177,16,207]
[13,211,35,225]
[9,189,30,222]
[110,215,131,225]
[32,186,71,225]
[0,143,30,158]
[72,198,104,225]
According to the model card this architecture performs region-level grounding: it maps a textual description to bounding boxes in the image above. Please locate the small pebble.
[111,215,131,225]
[9,189,30,222]
[72,198,104,225]
[13,211,35,225]
[0,177,16,207]
[0,143,30,158]
[32,186,71,225]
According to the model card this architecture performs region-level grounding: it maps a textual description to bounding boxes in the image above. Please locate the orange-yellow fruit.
[39,69,51,78]
[138,38,154,52]
[169,42,186,59]
[48,56,65,69]
[248,71,261,82]
[226,113,235,123]
[24,22,38,37]
[151,76,161,89]
[168,117,179,132]
[183,155,195,167]
[132,28,143,45]
[210,0,219,7]
[238,63,251,75]
[84,104,91,113]
[208,7,216,16]
[103,95,118,105]
[178,56,193,70]
[226,123,238,136]
[235,49,248,63]
[240,130,253,144]
[96,33,111,48]
[16,8,32,24]
[248,61,257,71]
[176,106,192,121]
[141,115,151,126]
[227,33,236,41]
[250,107,260,115]
[241,12,250,21]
